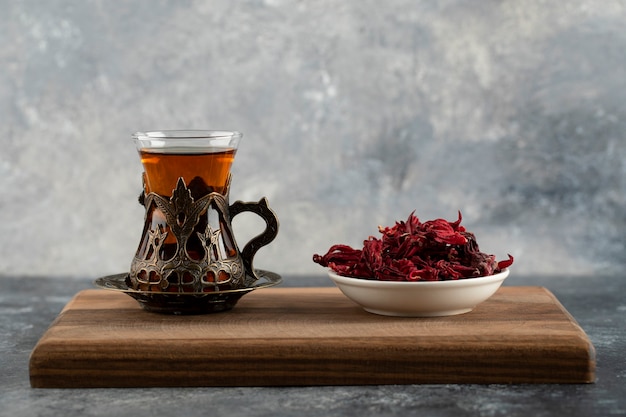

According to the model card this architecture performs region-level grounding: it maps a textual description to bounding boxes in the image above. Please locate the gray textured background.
[1,0,625,281]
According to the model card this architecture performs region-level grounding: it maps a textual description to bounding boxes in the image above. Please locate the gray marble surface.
[1,273,624,417]
[2,0,626,280]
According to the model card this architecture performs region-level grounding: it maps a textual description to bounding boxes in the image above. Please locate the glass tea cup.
[128,130,278,296]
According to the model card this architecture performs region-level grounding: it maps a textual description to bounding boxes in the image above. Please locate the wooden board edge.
[536,287,597,382]
[29,286,598,387]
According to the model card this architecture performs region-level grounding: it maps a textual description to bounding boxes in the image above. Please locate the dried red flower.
[312,211,514,281]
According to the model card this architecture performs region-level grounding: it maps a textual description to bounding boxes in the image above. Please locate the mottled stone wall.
[2,0,625,280]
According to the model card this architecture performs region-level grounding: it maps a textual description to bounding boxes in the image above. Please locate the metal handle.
[229,197,279,285]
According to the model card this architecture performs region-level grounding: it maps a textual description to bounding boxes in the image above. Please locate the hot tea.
[139,147,236,197]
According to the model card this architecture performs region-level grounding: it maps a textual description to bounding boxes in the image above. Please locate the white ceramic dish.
[327,269,510,317]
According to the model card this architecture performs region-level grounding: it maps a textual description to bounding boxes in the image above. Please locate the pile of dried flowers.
[313,212,513,281]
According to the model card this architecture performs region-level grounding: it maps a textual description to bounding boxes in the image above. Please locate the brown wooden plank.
[29,286,595,387]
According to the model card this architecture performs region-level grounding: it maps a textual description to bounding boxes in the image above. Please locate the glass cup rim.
[132,130,242,140]
[132,130,242,151]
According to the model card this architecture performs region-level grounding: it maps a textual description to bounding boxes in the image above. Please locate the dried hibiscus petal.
[312,211,513,281]
[497,254,515,270]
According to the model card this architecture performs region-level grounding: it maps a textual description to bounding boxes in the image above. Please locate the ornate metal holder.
[131,178,239,292]
[111,176,280,313]
[94,130,280,314]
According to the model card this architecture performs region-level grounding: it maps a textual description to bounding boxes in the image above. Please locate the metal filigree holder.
[126,176,280,309]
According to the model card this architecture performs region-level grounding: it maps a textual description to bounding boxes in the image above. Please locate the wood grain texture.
[29,286,595,387]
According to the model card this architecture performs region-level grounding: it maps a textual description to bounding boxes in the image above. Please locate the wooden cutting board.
[29,286,595,388]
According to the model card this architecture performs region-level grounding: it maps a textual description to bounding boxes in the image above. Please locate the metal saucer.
[94,270,282,315]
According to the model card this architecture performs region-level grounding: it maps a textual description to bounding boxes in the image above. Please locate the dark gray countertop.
[1,273,624,417]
